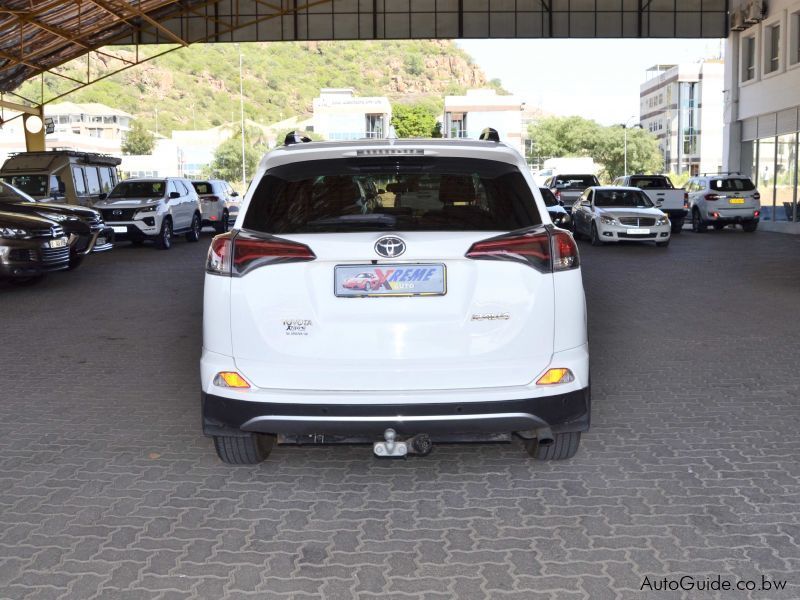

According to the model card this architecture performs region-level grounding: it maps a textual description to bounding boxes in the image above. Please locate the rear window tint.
[243,157,542,234]
[554,175,598,188]
[539,187,558,207]
[193,181,212,195]
[710,178,755,192]
[629,176,672,189]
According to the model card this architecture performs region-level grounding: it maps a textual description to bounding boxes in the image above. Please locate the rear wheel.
[214,210,229,234]
[590,223,603,246]
[524,432,581,460]
[691,209,707,233]
[742,221,758,232]
[185,213,201,242]
[156,218,172,250]
[213,434,275,464]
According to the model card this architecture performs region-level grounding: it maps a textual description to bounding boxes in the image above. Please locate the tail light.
[753,192,761,201]
[465,227,579,273]
[683,191,689,209]
[754,210,760,217]
[704,193,722,201]
[554,189,561,201]
[206,231,315,276]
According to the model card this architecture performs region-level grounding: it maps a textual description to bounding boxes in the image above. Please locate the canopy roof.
[0,0,729,99]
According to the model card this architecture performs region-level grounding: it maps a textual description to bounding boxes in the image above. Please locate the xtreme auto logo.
[369,267,438,290]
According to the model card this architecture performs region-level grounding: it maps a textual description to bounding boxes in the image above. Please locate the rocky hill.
[19,40,501,135]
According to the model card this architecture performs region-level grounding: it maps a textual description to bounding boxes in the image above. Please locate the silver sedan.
[572,186,671,247]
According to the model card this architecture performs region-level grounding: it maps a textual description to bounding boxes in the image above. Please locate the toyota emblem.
[374,236,406,258]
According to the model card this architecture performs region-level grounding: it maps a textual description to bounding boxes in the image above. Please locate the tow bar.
[373,428,433,458]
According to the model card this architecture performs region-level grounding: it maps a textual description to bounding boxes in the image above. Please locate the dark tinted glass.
[1,175,48,197]
[0,181,34,203]
[110,180,166,198]
[539,187,558,207]
[629,176,673,189]
[554,175,598,188]
[594,189,653,208]
[243,157,542,234]
[710,178,756,191]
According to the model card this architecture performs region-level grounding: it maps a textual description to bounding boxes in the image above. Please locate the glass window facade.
[752,133,799,222]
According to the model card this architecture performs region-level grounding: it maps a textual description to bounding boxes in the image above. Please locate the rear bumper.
[202,386,591,437]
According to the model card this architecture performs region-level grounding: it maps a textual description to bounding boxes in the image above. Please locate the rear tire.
[213,434,275,464]
[742,221,758,232]
[670,219,683,233]
[525,432,581,460]
[214,210,229,234]
[185,213,201,242]
[691,209,707,233]
[590,223,603,246]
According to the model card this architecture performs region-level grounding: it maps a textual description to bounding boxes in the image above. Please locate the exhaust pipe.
[536,427,554,446]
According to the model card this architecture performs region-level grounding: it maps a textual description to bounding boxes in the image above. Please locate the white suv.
[95,177,202,249]
[685,174,761,232]
[201,132,590,464]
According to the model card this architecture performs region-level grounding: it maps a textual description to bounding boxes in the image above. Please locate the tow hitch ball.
[373,429,432,458]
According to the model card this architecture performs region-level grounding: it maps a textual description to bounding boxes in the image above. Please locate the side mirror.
[558,200,564,206]
[169,191,181,199]
[97,193,107,200]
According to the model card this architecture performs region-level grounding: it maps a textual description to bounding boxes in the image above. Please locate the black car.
[539,187,572,229]
[0,180,113,269]
[0,210,71,284]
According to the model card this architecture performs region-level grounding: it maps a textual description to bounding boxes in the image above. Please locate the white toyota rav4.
[201,131,590,464]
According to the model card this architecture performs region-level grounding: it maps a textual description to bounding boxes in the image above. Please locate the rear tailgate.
[230,232,555,391]
[641,189,685,211]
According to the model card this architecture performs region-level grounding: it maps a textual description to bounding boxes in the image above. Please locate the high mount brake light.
[206,232,316,276]
[465,228,579,273]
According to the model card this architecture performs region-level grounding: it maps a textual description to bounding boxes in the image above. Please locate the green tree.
[121,120,155,155]
[391,104,438,138]
[207,127,268,186]
[528,115,663,181]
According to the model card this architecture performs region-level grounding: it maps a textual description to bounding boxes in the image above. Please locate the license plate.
[49,237,67,248]
[111,226,127,233]
[729,198,745,204]
[626,228,650,235]
[335,264,446,297]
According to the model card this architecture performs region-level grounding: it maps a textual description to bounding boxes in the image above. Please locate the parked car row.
[0,151,240,284]
[540,171,761,248]
[0,180,113,284]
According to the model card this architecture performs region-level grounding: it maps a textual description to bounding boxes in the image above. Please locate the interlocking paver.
[1,230,799,598]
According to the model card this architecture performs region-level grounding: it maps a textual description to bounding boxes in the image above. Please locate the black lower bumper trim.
[202,388,591,437]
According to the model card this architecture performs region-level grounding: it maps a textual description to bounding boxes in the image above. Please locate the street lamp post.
[621,116,642,177]
[238,45,246,191]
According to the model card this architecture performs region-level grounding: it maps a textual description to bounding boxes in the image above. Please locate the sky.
[456,39,725,126]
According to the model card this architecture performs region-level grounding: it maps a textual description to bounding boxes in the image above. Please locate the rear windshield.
[243,157,542,234]
[109,180,166,199]
[553,175,598,189]
[629,176,673,189]
[594,189,653,208]
[192,181,213,195]
[1,174,48,197]
[539,187,558,207]
[710,178,755,192]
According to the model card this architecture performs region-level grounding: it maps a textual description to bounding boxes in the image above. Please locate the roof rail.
[478,127,500,142]
[701,171,741,176]
[284,131,312,146]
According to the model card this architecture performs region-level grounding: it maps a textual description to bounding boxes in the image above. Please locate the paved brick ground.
[1,228,799,600]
